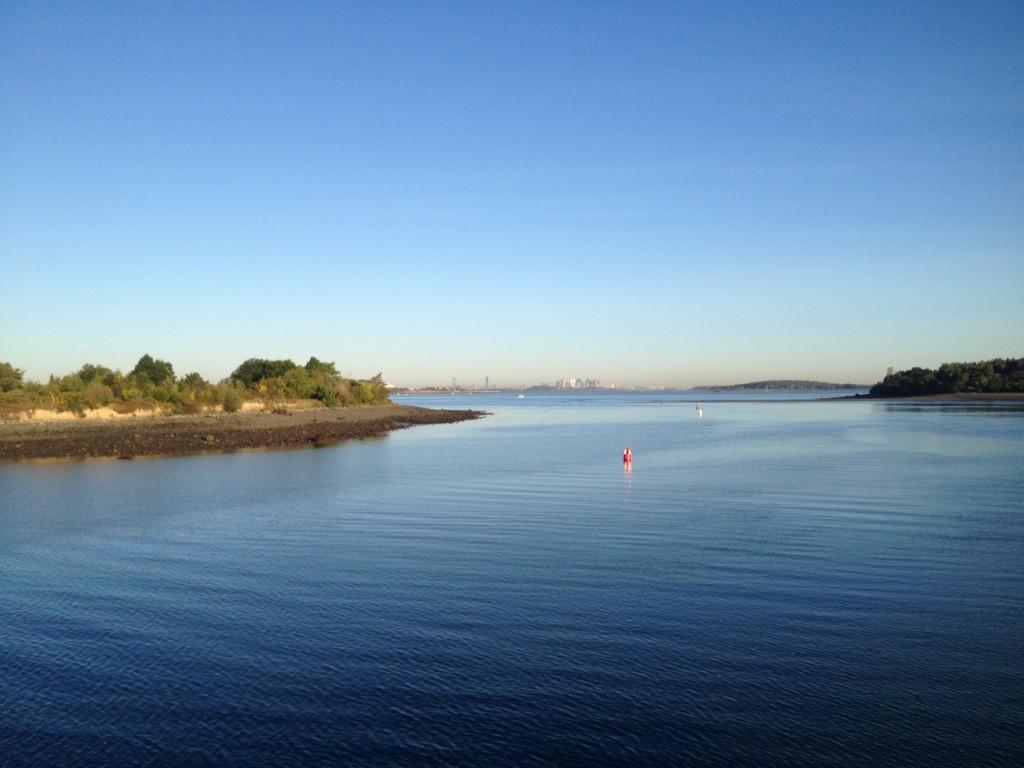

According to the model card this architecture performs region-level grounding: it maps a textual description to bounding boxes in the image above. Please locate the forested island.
[868,358,1024,397]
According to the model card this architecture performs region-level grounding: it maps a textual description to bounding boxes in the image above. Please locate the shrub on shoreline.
[0,354,391,419]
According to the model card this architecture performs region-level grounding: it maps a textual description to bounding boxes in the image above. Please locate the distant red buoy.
[623,447,632,463]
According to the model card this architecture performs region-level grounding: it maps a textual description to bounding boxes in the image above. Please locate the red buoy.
[623,447,632,463]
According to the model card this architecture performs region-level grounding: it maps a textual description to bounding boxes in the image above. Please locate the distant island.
[868,358,1024,397]
[692,360,1024,398]
[693,380,868,391]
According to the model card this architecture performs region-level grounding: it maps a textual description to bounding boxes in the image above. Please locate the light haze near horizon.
[2,2,1021,389]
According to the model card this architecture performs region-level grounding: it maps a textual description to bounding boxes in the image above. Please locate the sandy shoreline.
[0,404,486,463]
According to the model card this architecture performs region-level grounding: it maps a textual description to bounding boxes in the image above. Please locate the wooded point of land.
[868,358,1024,397]
[0,355,390,419]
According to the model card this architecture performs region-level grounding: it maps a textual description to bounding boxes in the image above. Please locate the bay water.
[2,392,1022,766]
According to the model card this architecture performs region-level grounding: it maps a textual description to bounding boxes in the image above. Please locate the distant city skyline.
[420,376,615,391]
[2,3,1021,388]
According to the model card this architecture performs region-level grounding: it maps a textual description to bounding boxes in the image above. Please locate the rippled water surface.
[2,392,1022,766]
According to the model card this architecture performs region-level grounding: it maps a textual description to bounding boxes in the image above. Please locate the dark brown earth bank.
[0,405,486,463]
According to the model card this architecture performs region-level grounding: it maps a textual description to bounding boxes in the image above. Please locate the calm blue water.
[2,392,1022,766]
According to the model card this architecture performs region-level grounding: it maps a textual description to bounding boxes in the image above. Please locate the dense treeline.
[869,358,1024,397]
[0,355,390,418]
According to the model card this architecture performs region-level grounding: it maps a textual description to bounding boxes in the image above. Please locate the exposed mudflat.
[0,405,485,463]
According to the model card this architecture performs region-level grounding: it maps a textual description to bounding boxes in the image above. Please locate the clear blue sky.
[2,1,1021,388]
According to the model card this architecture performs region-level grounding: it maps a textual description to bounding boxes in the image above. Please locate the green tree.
[181,372,207,390]
[77,363,115,385]
[305,357,340,380]
[221,383,244,412]
[82,381,114,409]
[282,367,317,399]
[0,362,25,392]
[349,373,390,405]
[130,354,175,384]
[230,358,296,387]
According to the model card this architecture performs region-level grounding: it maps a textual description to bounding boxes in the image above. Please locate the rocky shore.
[0,404,485,463]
